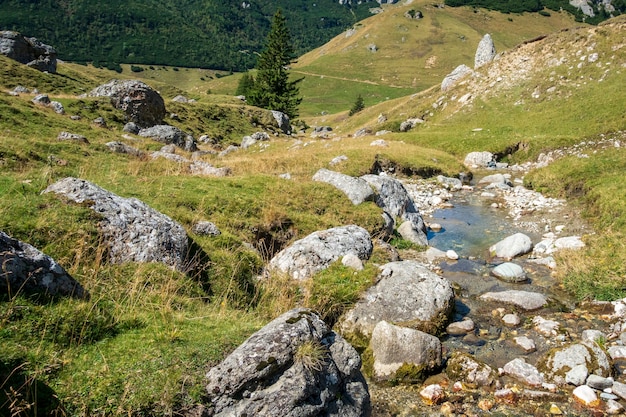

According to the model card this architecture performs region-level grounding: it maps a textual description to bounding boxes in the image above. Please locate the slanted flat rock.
[313,169,375,205]
[441,64,474,91]
[43,177,190,271]
[268,225,372,280]
[205,308,370,417]
[339,260,454,337]
[0,231,87,299]
[489,233,533,260]
[479,290,547,310]
[370,321,442,382]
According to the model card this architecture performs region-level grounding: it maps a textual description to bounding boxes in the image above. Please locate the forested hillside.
[0,0,371,71]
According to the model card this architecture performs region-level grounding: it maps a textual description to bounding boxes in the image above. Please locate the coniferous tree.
[349,94,365,116]
[236,72,256,97]
[248,10,302,119]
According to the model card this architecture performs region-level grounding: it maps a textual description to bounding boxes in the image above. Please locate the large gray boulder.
[464,151,494,168]
[441,64,474,91]
[0,231,87,299]
[43,177,190,271]
[271,110,291,134]
[268,225,373,280]
[339,261,454,338]
[88,79,166,128]
[205,308,371,417]
[360,174,427,242]
[0,31,57,73]
[313,169,375,205]
[138,125,197,152]
[370,321,442,382]
[474,34,497,69]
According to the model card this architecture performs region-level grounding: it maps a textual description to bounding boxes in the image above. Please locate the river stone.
[492,262,527,282]
[587,374,613,390]
[478,174,507,186]
[441,64,474,91]
[370,321,442,382]
[43,177,190,271]
[480,290,547,310]
[502,313,521,327]
[514,336,536,353]
[554,236,585,251]
[339,260,454,338]
[489,233,533,260]
[474,34,497,69]
[533,316,560,336]
[205,308,370,417]
[464,151,494,168]
[502,358,544,387]
[313,169,375,205]
[397,220,428,246]
[361,174,427,238]
[612,381,626,400]
[540,342,611,386]
[572,385,600,407]
[436,175,462,191]
[88,79,165,128]
[446,352,496,387]
[138,125,197,152]
[268,225,372,281]
[0,230,87,299]
[447,318,475,335]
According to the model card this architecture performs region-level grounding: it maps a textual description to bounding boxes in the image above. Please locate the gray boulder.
[268,225,373,280]
[138,125,197,152]
[105,141,145,157]
[479,290,547,310]
[123,122,141,134]
[189,161,232,177]
[446,352,496,387]
[441,64,474,91]
[502,358,544,387]
[57,131,89,144]
[50,101,65,114]
[464,151,494,168]
[88,79,166,128]
[370,321,442,382]
[540,342,611,386]
[0,230,87,299]
[339,261,454,338]
[205,308,371,417]
[489,233,533,260]
[474,34,497,69]
[271,110,291,134]
[192,221,221,236]
[43,177,190,271]
[0,31,57,73]
[436,175,462,191]
[397,220,428,246]
[32,94,50,105]
[313,169,375,205]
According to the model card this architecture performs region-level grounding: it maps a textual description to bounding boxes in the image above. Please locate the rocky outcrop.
[88,80,166,128]
[138,125,197,152]
[441,64,474,91]
[0,231,87,299]
[205,308,371,417]
[268,225,373,280]
[339,261,454,338]
[370,321,442,382]
[0,31,57,73]
[271,110,291,134]
[43,177,190,271]
[313,169,375,205]
[475,34,497,69]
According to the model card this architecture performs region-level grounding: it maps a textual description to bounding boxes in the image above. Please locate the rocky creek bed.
[366,168,623,416]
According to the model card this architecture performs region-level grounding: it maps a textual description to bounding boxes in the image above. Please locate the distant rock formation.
[0,231,87,299]
[475,34,497,69]
[88,80,166,128]
[0,31,57,73]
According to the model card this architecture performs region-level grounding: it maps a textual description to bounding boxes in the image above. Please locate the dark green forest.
[445,0,624,24]
[0,0,371,71]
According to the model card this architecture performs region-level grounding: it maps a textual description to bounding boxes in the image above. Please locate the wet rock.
[447,318,475,336]
[502,358,544,387]
[0,230,87,299]
[192,221,221,237]
[541,342,611,385]
[572,385,600,407]
[492,262,527,282]
[268,225,372,281]
[436,175,462,191]
[339,260,454,338]
[489,233,533,260]
[420,384,445,405]
[480,290,547,310]
[88,79,165,128]
[205,308,370,417]
[502,313,521,327]
[313,169,375,205]
[370,321,442,382]
[446,352,496,387]
[138,125,197,152]
[397,220,428,246]
[533,316,560,336]
[43,177,190,271]
[514,336,536,353]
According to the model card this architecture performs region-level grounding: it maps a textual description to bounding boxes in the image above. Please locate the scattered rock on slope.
[441,64,474,91]
[313,169,375,205]
[88,79,166,128]
[268,225,373,280]
[0,31,57,73]
[43,177,190,271]
[205,308,371,417]
[138,125,198,152]
[475,34,497,69]
[0,230,87,299]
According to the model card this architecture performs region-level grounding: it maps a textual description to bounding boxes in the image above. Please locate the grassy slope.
[1,12,625,417]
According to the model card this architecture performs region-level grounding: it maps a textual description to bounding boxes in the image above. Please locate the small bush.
[130,65,144,73]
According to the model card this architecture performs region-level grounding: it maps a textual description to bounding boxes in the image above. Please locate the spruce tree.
[248,10,302,119]
[349,94,365,116]
[236,72,256,97]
